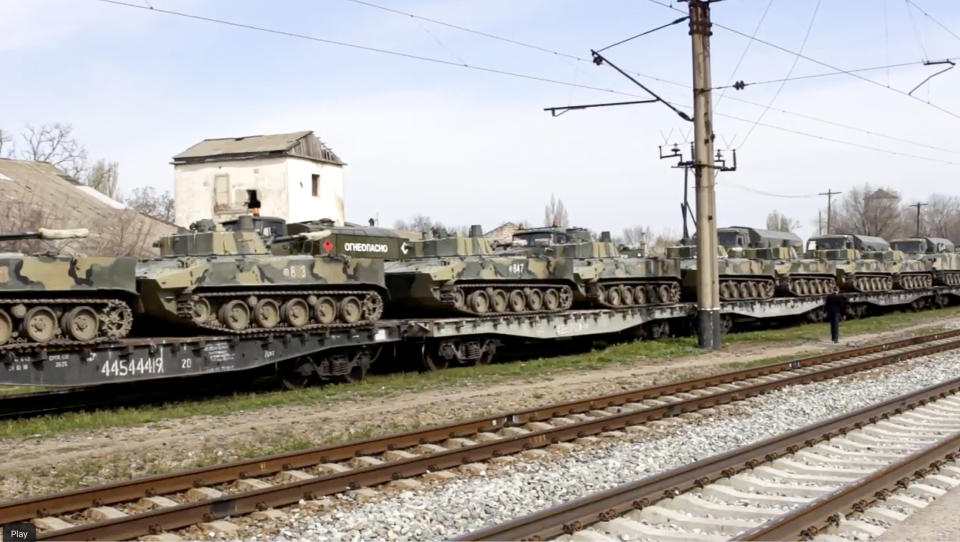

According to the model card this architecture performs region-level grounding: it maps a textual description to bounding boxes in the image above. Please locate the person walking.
[825,293,848,343]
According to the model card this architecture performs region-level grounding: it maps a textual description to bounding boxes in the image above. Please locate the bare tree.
[85,159,120,199]
[544,194,569,228]
[394,214,440,232]
[0,128,13,158]
[923,194,960,239]
[830,184,908,239]
[765,210,800,232]
[124,186,174,223]
[19,123,88,179]
[621,225,651,246]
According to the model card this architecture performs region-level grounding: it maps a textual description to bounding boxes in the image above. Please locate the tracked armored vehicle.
[718,227,837,296]
[667,242,777,301]
[385,226,574,316]
[891,237,960,286]
[804,234,907,292]
[510,227,681,308]
[136,215,396,333]
[0,228,136,347]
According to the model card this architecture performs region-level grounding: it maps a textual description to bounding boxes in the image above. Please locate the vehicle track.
[3,330,960,540]
[458,379,960,542]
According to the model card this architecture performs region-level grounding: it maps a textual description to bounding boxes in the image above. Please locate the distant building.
[172,131,345,227]
[0,159,176,256]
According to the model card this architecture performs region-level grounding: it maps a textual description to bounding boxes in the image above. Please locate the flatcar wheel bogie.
[254,299,281,329]
[0,309,12,345]
[340,296,363,324]
[277,357,316,390]
[23,306,58,343]
[282,298,311,327]
[490,289,508,313]
[314,297,337,324]
[339,363,367,384]
[476,340,496,365]
[63,306,99,341]
[543,288,561,311]
[420,343,448,371]
[219,300,251,331]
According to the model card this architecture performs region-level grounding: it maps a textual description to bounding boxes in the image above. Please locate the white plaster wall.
[286,157,345,225]
[173,157,344,227]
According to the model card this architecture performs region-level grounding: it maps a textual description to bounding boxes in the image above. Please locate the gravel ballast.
[238,352,960,541]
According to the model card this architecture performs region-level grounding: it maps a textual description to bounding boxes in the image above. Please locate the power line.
[723,183,818,199]
[644,0,960,121]
[716,0,775,108]
[96,0,960,164]
[712,59,950,90]
[343,0,960,157]
[905,0,960,44]
[93,0,653,99]
[739,0,822,147]
[595,16,689,53]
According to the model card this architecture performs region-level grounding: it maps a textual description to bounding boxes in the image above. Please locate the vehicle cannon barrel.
[0,228,89,242]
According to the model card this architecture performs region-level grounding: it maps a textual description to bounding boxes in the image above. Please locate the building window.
[311,174,320,197]
[214,174,230,211]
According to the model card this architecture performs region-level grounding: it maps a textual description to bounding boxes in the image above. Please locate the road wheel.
[23,306,57,343]
[659,284,673,303]
[190,297,212,325]
[219,300,251,331]
[282,298,310,327]
[254,299,281,329]
[0,309,12,345]
[467,291,490,314]
[63,306,99,341]
[543,288,561,310]
[340,296,363,324]
[314,296,337,324]
[508,290,526,312]
[634,285,647,305]
[490,289,508,312]
[526,289,543,311]
[619,285,635,306]
[605,286,621,306]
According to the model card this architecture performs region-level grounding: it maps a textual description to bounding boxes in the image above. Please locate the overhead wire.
[644,0,960,120]
[94,0,960,165]
[715,0,774,108]
[711,59,950,90]
[905,0,960,44]
[738,0,822,148]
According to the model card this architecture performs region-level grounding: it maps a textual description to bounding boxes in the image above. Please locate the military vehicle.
[804,234,905,292]
[717,227,837,296]
[0,228,136,346]
[510,227,682,308]
[386,225,574,316]
[136,215,397,333]
[890,237,960,286]
[667,242,777,301]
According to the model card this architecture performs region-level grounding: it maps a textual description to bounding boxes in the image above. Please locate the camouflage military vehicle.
[804,234,905,292]
[890,237,960,286]
[386,225,574,316]
[0,228,136,347]
[718,227,837,296]
[136,215,397,332]
[510,227,682,308]
[666,242,777,301]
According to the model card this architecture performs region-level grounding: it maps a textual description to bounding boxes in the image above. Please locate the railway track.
[458,377,960,542]
[4,329,960,540]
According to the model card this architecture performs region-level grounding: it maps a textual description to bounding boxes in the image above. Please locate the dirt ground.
[1,318,958,500]
[875,478,960,541]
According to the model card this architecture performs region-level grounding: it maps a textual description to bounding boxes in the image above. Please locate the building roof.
[0,159,177,257]
[172,130,344,166]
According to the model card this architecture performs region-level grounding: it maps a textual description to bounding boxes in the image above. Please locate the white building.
[173,131,345,227]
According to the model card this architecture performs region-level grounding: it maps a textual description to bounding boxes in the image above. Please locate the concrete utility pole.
[818,189,841,235]
[688,0,721,349]
[909,202,927,237]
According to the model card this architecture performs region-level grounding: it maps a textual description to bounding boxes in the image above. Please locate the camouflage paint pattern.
[804,234,898,291]
[891,237,960,286]
[718,226,837,295]
[0,255,136,294]
[138,220,388,325]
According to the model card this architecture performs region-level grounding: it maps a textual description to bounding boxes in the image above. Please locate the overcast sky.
[3,0,960,239]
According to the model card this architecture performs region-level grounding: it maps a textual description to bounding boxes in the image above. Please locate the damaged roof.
[172,130,344,166]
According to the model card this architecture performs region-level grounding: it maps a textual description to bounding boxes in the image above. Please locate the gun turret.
[0,228,89,242]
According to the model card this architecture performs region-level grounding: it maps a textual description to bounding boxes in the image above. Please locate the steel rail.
[736,429,960,540]
[21,335,960,540]
[457,376,960,541]
[2,329,955,526]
